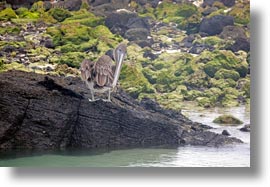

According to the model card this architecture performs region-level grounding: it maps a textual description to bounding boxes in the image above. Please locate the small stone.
[240,124,250,132]
[222,130,230,136]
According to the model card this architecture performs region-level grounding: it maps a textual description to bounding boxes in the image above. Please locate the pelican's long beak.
[112,51,125,88]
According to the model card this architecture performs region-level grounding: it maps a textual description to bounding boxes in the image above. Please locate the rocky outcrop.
[199,15,234,36]
[0,70,242,151]
[105,10,151,47]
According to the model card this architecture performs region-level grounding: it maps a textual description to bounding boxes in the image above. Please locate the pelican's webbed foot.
[102,99,111,102]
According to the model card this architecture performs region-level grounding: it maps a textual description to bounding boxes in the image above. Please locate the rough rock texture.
[105,11,151,47]
[0,71,242,151]
[6,0,38,9]
[239,124,250,132]
[6,0,82,11]
[228,37,250,52]
[199,15,234,36]
[203,0,236,7]
[220,25,247,40]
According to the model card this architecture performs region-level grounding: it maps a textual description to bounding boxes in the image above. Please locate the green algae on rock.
[213,114,243,125]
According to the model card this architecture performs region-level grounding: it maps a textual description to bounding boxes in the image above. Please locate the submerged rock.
[0,70,242,151]
[213,114,243,125]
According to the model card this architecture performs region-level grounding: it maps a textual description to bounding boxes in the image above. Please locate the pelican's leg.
[88,89,95,102]
[102,89,111,102]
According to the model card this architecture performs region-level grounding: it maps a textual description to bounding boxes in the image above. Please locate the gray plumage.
[80,43,127,102]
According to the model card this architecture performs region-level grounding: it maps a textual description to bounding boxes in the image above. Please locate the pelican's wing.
[80,59,94,81]
[94,55,114,87]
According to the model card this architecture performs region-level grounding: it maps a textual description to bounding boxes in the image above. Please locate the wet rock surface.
[239,124,250,132]
[0,70,242,151]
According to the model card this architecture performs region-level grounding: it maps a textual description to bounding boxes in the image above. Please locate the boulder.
[105,11,150,42]
[90,0,130,16]
[203,0,235,7]
[228,37,250,52]
[0,70,242,151]
[213,114,243,125]
[220,25,247,40]
[105,11,137,35]
[6,0,38,9]
[199,15,234,36]
[63,0,82,11]
[126,17,150,30]
[124,28,150,41]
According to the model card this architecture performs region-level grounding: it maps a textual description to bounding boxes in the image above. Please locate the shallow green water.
[0,105,250,167]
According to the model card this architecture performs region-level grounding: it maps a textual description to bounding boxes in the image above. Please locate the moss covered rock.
[142,67,157,84]
[213,115,243,125]
[196,97,215,108]
[214,69,240,81]
[120,64,155,98]
[57,52,87,68]
[0,25,21,35]
[184,90,203,101]
[228,2,250,25]
[15,7,39,19]
[48,8,72,22]
[210,78,237,89]
[0,8,17,21]
[203,50,241,77]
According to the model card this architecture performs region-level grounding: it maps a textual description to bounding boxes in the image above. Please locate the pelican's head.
[113,43,127,66]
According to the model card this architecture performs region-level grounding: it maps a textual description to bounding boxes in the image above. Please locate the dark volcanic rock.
[6,0,38,9]
[220,25,247,40]
[40,37,55,49]
[105,11,150,43]
[124,28,150,41]
[203,0,235,7]
[227,37,250,52]
[202,7,218,16]
[89,0,111,7]
[105,11,137,36]
[220,26,250,52]
[126,17,150,30]
[0,71,242,151]
[189,43,214,54]
[240,124,250,132]
[143,50,158,60]
[199,15,234,36]
[64,0,82,11]
[90,0,130,16]
[222,130,230,136]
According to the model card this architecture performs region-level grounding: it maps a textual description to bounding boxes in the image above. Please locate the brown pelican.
[80,43,127,102]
